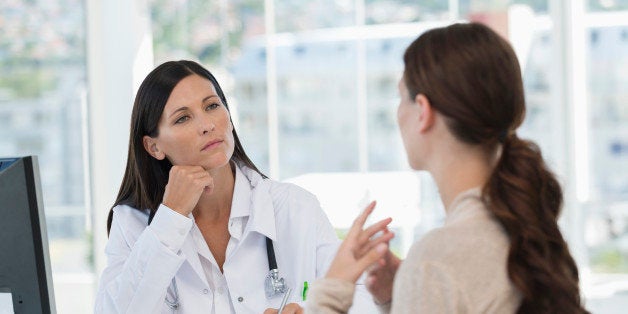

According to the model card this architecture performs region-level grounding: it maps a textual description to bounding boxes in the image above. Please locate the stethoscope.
[164,237,287,312]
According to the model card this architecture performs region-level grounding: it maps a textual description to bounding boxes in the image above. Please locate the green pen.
[302,281,308,301]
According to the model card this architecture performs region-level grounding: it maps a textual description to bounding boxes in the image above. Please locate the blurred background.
[1,0,627,312]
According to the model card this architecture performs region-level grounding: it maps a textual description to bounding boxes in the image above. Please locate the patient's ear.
[143,136,165,160]
[415,94,435,133]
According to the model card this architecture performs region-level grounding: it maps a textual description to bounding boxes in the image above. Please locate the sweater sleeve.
[307,278,356,314]
[94,205,193,314]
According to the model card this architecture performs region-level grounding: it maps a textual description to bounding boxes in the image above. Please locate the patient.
[307,23,589,314]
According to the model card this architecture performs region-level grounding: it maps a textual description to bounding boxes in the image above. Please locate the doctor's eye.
[206,103,220,111]
[175,115,190,124]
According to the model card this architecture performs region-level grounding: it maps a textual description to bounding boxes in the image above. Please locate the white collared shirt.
[95,164,377,313]
[190,165,251,314]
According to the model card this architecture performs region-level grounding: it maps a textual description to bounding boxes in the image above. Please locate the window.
[145,7,628,312]
[0,0,91,312]
[3,0,616,312]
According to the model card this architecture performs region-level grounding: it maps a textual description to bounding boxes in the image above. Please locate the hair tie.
[498,130,509,143]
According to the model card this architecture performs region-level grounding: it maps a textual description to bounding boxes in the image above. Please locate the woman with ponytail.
[306,23,589,313]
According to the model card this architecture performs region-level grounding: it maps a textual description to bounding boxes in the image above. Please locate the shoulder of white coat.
[266,179,321,216]
[110,204,150,239]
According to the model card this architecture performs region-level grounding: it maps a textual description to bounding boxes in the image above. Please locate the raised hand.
[325,201,394,283]
[366,248,401,305]
[162,165,214,216]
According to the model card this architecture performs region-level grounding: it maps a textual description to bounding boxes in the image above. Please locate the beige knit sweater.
[307,188,521,313]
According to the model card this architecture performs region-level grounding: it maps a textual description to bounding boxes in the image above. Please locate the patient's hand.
[366,249,401,305]
[325,201,394,283]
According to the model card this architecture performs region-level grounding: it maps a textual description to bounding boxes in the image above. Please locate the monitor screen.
[0,156,56,314]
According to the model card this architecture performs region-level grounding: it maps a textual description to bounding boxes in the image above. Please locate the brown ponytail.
[403,23,588,313]
[487,134,584,313]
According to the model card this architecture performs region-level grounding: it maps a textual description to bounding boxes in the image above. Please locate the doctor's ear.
[414,94,435,133]
[142,135,165,160]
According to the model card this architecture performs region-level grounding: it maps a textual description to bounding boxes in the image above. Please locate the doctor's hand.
[366,248,401,305]
[325,201,394,283]
[263,303,303,314]
[162,165,214,216]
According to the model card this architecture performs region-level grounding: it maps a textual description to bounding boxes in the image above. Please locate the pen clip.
[302,281,308,301]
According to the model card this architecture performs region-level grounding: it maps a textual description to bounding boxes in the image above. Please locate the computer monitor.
[0,156,56,314]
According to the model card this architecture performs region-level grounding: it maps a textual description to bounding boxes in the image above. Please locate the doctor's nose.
[200,118,216,134]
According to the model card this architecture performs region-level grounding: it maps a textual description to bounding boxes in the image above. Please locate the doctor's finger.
[186,170,214,185]
[170,168,208,183]
[346,201,377,241]
[188,168,211,177]
[189,170,212,183]
[198,175,214,189]
[170,165,203,175]
[281,303,304,314]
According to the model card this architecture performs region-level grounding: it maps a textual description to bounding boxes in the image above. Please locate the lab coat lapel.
[179,232,210,287]
[240,166,277,242]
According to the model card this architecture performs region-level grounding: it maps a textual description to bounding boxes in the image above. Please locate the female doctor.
[94,60,381,313]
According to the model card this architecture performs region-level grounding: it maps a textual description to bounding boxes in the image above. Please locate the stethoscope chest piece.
[265,268,287,299]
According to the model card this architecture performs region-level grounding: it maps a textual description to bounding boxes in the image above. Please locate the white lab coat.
[95,164,376,313]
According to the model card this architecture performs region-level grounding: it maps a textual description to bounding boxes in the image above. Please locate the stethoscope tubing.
[266,237,278,270]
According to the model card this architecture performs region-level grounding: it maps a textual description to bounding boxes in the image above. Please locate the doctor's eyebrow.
[168,106,189,118]
[201,95,220,103]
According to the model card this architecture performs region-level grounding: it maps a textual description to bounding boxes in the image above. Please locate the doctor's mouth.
[201,139,224,151]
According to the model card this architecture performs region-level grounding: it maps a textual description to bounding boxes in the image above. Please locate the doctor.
[94,60,383,313]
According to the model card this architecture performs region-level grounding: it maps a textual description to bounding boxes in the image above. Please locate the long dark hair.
[403,23,587,313]
[107,60,265,234]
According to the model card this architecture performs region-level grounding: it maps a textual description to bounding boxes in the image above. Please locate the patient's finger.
[358,218,392,245]
[345,201,377,241]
